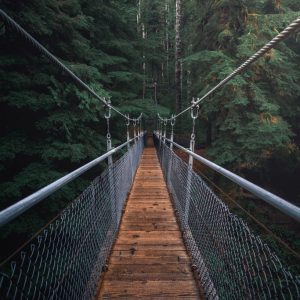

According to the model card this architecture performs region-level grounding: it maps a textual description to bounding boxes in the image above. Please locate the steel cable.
[0,9,142,122]
[155,136,300,299]
[165,17,300,121]
[0,138,144,300]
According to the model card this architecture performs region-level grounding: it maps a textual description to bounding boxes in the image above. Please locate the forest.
[0,0,299,275]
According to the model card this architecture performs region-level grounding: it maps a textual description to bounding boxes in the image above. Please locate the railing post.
[170,115,175,152]
[139,114,143,138]
[105,99,113,167]
[105,99,117,225]
[133,119,137,143]
[163,119,167,143]
[126,115,130,151]
[126,115,135,184]
[137,118,140,138]
[188,134,195,168]
[184,99,199,227]
[167,115,175,186]
[158,117,162,149]
[161,119,167,166]
[107,135,113,166]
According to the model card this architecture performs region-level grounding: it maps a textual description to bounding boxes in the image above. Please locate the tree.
[184,0,299,171]
[175,0,182,113]
[0,0,149,259]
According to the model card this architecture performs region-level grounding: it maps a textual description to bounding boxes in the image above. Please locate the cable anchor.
[125,114,130,127]
[170,114,176,127]
[105,98,112,140]
[191,97,200,120]
[104,98,112,119]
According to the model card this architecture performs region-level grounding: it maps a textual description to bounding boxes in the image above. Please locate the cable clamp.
[125,114,130,126]
[191,98,200,120]
[104,98,112,119]
[191,133,195,141]
[171,114,176,126]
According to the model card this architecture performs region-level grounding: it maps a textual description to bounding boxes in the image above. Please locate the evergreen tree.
[0,0,153,258]
[0,0,299,261]
[175,0,183,113]
[184,0,300,173]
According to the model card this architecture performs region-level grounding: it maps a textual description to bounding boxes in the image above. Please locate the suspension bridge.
[0,9,300,300]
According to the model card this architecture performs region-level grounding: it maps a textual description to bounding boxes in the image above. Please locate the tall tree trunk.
[175,0,182,113]
[187,69,191,104]
[137,0,141,31]
[142,23,146,100]
[165,0,170,85]
[186,43,192,105]
[137,0,146,100]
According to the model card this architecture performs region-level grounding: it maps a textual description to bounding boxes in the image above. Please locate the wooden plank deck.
[98,147,202,299]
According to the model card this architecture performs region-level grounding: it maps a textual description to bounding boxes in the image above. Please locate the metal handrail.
[0,136,144,227]
[156,133,300,222]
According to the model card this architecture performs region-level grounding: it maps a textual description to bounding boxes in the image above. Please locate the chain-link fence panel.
[0,139,144,300]
[155,135,299,300]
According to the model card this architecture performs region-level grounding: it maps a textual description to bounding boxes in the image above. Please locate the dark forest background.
[0,0,299,271]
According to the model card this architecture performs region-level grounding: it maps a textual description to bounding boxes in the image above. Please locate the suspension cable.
[0,9,140,122]
[166,17,300,121]
[162,135,300,222]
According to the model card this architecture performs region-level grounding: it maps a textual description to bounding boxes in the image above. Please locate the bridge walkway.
[98,147,202,299]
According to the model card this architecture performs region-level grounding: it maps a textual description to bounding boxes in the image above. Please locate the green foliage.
[0,0,299,264]
[183,0,299,172]
[0,0,148,258]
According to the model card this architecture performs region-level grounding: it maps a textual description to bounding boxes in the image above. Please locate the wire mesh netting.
[154,135,300,300]
[0,138,144,300]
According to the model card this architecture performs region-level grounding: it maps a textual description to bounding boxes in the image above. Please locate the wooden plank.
[125,206,174,211]
[113,244,187,251]
[125,204,173,209]
[98,147,202,299]
[114,240,184,246]
[115,231,182,239]
[104,272,194,282]
[109,256,190,264]
[122,214,176,220]
[128,198,170,201]
[120,224,179,231]
[100,281,199,298]
[104,264,191,274]
[110,250,188,258]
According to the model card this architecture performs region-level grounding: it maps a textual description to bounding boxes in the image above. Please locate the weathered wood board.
[98,148,202,299]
